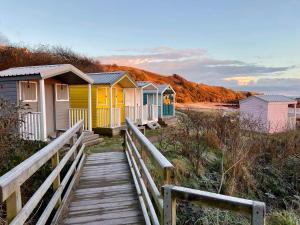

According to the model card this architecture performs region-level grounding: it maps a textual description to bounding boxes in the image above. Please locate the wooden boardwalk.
[60,150,145,225]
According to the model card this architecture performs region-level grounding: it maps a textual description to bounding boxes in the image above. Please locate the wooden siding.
[0,81,17,101]
[70,85,97,127]
[240,98,269,132]
[267,103,290,133]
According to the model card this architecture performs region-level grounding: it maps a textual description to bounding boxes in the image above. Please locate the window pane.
[57,84,68,100]
[21,82,37,101]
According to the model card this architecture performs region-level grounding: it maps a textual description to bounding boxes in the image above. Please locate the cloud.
[224,76,258,86]
[97,47,291,83]
[97,46,297,95]
[0,32,9,45]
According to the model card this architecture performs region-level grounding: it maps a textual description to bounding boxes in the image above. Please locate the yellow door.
[97,87,109,127]
[115,88,124,123]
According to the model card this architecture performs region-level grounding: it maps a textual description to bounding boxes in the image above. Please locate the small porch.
[156,84,176,119]
[136,81,159,125]
[16,64,93,141]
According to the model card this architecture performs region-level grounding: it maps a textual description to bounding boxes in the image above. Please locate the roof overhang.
[161,84,176,94]
[41,64,94,84]
[112,73,137,88]
[141,82,158,90]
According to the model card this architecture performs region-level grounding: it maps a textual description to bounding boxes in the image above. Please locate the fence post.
[51,152,61,209]
[251,202,265,225]
[163,185,176,225]
[6,187,22,222]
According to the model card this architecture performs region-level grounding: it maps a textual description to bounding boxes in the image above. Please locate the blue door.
[143,94,147,105]
[163,104,173,116]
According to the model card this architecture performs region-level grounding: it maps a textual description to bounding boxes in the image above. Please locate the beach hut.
[136,81,159,125]
[0,64,93,141]
[69,71,138,136]
[144,84,176,120]
[239,95,297,133]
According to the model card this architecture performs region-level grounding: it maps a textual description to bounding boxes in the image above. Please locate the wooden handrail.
[0,120,85,224]
[124,117,266,225]
[126,118,173,170]
[163,185,266,225]
[125,117,175,224]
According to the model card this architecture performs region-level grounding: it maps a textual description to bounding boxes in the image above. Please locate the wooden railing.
[125,118,175,224]
[124,118,266,225]
[163,185,265,225]
[69,108,88,130]
[20,112,42,141]
[96,107,120,128]
[0,120,86,224]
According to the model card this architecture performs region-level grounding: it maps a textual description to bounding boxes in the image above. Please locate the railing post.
[251,202,265,225]
[51,152,61,208]
[6,187,22,222]
[163,185,176,225]
[163,167,174,185]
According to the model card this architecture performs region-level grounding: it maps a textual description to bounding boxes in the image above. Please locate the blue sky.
[0,0,299,95]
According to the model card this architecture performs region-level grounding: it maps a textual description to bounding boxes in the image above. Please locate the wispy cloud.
[97,46,292,83]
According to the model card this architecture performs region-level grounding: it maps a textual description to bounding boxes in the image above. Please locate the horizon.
[0,0,299,96]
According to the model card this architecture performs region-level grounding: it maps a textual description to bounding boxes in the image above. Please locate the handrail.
[163,185,265,225]
[124,117,266,225]
[125,117,174,224]
[126,118,173,170]
[0,120,85,224]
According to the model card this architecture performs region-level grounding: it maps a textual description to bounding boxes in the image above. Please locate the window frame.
[55,83,69,102]
[19,81,38,102]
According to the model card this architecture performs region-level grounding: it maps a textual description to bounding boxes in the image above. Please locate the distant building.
[239,95,297,133]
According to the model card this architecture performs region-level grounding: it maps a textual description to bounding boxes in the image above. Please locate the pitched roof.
[0,64,93,83]
[87,71,127,84]
[241,95,297,104]
[136,81,152,87]
[144,83,175,94]
[136,81,158,90]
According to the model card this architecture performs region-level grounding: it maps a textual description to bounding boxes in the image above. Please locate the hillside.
[103,64,246,103]
[0,45,247,103]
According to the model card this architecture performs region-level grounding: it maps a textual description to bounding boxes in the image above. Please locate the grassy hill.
[0,45,248,103]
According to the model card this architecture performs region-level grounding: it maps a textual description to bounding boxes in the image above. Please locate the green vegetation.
[147,111,300,224]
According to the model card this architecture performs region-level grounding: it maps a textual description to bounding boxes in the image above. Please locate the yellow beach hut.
[69,71,138,135]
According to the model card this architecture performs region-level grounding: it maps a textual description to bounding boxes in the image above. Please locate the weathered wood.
[37,145,86,225]
[163,185,266,225]
[126,141,160,225]
[51,152,61,208]
[0,120,84,203]
[59,151,145,225]
[126,118,174,170]
[125,148,151,225]
[6,186,22,223]
[9,133,85,225]
[126,131,163,212]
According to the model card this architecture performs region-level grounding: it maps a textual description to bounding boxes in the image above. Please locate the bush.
[267,210,300,225]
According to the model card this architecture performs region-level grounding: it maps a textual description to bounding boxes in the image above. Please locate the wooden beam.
[6,186,22,223]
[88,84,92,131]
[39,79,47,141]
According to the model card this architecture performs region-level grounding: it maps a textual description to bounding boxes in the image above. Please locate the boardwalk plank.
[59,151,145,225]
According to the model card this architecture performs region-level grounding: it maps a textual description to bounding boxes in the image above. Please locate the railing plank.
[126,131,163,212]
[0,121,84,203]
[9,133,85,225]
[36,144,85,225]
[126,118,174,170]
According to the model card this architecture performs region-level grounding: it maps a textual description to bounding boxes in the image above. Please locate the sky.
[0,0,299,96]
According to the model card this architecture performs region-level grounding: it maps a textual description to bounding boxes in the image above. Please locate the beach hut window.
[56,84,69,101]
[19,81,37,102]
